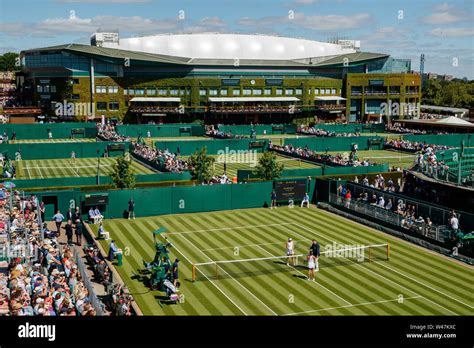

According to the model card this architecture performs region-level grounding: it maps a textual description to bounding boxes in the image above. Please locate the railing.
[315,104,346,111]
[329,193,445,242]
[417,162,474,187]
[209,105,301,113]
[73,247,105,316]
[130,106,181,113]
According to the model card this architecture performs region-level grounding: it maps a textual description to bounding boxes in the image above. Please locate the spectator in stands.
[75,220,83,246]
[73,207,81,224]
[385,199,393,210]
[65,220,73,245]
[450,214,459,233]
[52,210,65,236]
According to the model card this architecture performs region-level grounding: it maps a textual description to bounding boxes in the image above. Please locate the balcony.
[209,105,301,113]
[130,106,182,114]
[315,103,346,111]
[2,106,42,115]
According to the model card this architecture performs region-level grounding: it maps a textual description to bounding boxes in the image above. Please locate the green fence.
[33,182,274,219]
[116,124,205,138]
[237,163,389,181]
[403,134,474,147]
[0,122,97,140]
[155,139,268,155]
[218,124,296,135]
[13,172,191,189]
[282,136,385,151]
[0,141,129,160]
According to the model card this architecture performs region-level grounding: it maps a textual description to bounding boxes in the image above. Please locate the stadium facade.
[19,32,421,123]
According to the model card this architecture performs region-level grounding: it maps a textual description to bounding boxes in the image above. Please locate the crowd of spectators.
[297,125,360,137]
[386,123,448,135]
[354,174,401,193]
[97,124,131,142]
[385,139,451,153]
[206,128,249,139]
[270,143,374,167]
[0,191,99,316]
[0,153,15,178]
[131,141,189,173]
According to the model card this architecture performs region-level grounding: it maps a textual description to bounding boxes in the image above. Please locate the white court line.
[290,222,462,315]
[254,244,352,306]
[201,239,307,252]
[172,232,278,316]
[25,164,113,169]
[166,222,294,236]
[26,166,31,179]
[157,234,248,316]
[293,221,473,310]
[36,166,44,179]
[282,295,423,316]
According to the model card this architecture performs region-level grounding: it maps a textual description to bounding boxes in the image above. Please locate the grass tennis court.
[183,153,320,178]
[15,157,154,179]
[327,149,416,169]
[91,207,473,316]
[10,138,96,144]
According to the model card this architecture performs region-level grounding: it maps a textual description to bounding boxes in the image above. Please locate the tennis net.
[191,243,389,282]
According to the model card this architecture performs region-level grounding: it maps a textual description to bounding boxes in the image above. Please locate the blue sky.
[0,0,472,78]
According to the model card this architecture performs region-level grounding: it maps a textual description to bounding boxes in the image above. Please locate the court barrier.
[218,124,296,135]
[402,133,474,147]
[13,172,191,189]
[116,124,205,138]
[303,123,385,134]
[31,181,278,220]
[0,122,97,140]
[154,139,268,155]
[237,163,389,181]
[0,141,129,160]
[282,136,385,151]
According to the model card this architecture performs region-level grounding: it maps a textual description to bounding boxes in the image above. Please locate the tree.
[111,155,135,189]
[253,151,284,181]
[0,52,20,71]
[188,147,215,183]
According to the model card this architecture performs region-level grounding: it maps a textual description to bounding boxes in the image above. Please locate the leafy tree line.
[422,79,474,109]
[0,52,20,71]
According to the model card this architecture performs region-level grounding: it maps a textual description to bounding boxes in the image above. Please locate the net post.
[387,243,390,260]
[192,264,196,282]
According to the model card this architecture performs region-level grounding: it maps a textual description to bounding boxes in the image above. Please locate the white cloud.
[430,27,474,37]
[422,11,466,24]
[237,12,371,31]
[0,15,230,38]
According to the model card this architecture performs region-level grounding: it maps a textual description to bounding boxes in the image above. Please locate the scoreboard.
[274,179,307,201]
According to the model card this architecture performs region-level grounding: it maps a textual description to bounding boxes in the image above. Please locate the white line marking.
[36,166,43,179]
[26,166,31,179]
[201,239,306,252]
[254,244,352,306]
[174,233,278,316]
[158,235,248,316]
[25,164,113,170]
[283,295,423,316]
[291,222,463,315]
[167,222,294,235]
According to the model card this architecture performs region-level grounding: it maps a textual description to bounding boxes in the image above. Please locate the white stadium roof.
[111,33,357,60]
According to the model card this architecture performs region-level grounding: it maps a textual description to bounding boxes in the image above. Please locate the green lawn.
[15,157,154,179]
[327,149,416,169]
[10,138,96,144]
[184,153,319,178]
[91,207,473,316]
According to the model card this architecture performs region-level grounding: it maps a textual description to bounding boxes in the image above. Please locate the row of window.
[96,102,120,111]
[123,88,191,96]
[93,86,341,97]
[37,85,57,93]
